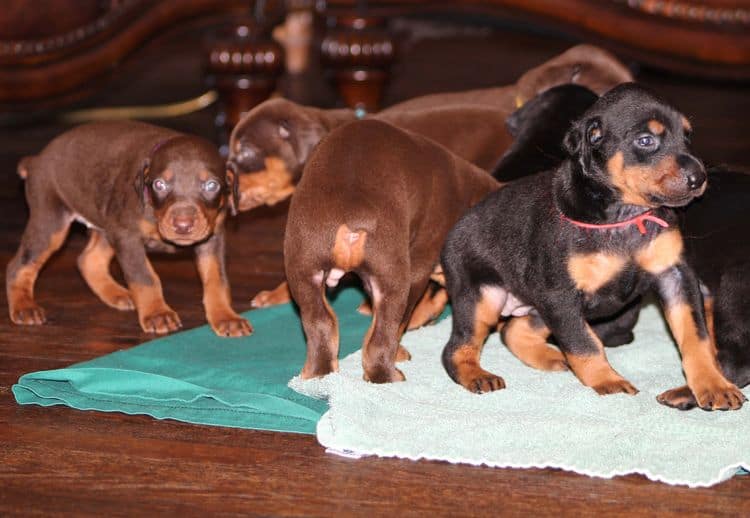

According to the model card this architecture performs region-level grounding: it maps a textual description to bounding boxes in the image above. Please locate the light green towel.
[291,304,750,487]
[13,288,373,434]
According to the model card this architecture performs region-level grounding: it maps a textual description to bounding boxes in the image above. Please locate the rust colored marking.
[681,115,692,132]
[237,156,295,210]
[567,252,627,293]
[648,119,665,135]
[665,303,720,387]
[430,264,446,286]
[138,218,161,242]
[251,281,292,308]
[565,326,638,394]
[502,316,567,371]
[704,296,717,353]
[451,291,505,392]
[196,254,231,318]
[161,169,174,182]
[8,225,70,309]
[77,231,132,310]
[608,151,681,207]
[635,229,683,274]
[197,253,249,336]
[407,287,449,330]
[332,224,367,271]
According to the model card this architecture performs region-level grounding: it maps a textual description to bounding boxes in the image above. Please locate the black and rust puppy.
[7,120,251,337]
[285,119,499,383]
[440,83,744,410]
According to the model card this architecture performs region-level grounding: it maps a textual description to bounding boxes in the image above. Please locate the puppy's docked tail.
[327,223,368,288]
[17,156,34,179]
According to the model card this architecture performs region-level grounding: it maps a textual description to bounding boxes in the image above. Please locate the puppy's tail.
[17,156,33,180]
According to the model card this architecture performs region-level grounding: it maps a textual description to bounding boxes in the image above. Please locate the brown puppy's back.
[286,118,499,268]
[25,121,177,227]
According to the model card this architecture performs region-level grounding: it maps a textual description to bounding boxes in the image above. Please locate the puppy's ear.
[225,164,239,216]
[563,124,582,156]
[134,159,150,207]
[293,114,329,166]
[564,116,603,156]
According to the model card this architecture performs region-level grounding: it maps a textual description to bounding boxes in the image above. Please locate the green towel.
[12,287,376,434]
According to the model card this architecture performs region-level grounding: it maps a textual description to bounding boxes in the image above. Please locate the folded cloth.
[290,304,750,487]
[13,288,373,435]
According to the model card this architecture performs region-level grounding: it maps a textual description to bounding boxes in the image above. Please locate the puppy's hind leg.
[442,284,505,393]
[77,229,134,311]
[359,269,410,383]
[287,268,340,379]
[501,313,567,371]
[7,191,72,325]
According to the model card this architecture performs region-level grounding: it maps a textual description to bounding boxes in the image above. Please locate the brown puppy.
[284,119,500,382]
[7,120,251,337]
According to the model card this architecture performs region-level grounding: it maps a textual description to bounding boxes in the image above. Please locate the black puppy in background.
[441,83,744,411]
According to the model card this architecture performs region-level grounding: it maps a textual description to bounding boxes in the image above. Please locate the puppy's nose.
[171,206,197,234]
[677,154,706,191]
[172,216,194,234]
[687,171,706,190]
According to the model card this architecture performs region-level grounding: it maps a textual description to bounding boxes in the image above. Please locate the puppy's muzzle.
[158,203,210,244]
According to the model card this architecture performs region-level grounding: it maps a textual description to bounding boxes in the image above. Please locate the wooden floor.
[1,18,750,516]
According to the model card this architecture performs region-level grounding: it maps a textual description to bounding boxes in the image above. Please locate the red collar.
[560,209,669,235]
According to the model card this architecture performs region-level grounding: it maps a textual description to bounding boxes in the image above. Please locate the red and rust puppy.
[7,120,251,337]
[284,119,500,382]
[440,83,744,410]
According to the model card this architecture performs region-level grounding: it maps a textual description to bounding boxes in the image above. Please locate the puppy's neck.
[553,160,648,224]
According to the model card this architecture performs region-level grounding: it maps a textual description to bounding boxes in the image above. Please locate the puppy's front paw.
[211,315,253,337]
[456,367,506,394]
[656,385,697,410]
[140,308,182,334]
[690,379,745,411]
[10,302,46,325]
[591,376,638,395]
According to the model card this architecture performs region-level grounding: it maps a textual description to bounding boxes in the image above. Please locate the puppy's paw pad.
[592,377,638,395]
[141,310,182,335]
[212,317,253,337]
[395,344,412,362]
[657,385,697,410]
[10,304,46,325]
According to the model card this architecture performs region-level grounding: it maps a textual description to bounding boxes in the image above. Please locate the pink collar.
[560,209,669,235]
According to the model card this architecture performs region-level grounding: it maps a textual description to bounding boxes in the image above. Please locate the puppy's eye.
[152,179,169,192]
[203,179,221,193]
[635,134,657,149]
